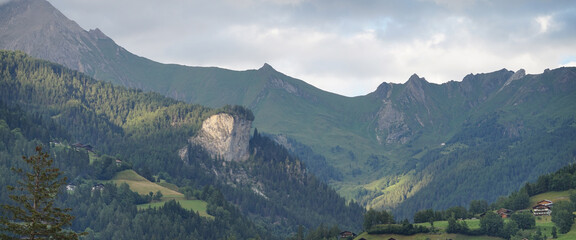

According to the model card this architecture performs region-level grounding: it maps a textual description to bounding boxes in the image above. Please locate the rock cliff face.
[375,101,411,144]
[190,113,251,162]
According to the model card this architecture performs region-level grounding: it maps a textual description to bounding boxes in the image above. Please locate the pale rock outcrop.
[499,69,526,92]
[190,113,251,161]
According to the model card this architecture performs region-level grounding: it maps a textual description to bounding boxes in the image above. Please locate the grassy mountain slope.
[372,68,576,219]
[111,170,183,197]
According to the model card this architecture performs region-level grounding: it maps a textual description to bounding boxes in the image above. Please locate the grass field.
[355,232,502,240]
[534,213,576,240]
[416,218,481,231]
[111,170,182,197]
[156,180,179,192]
[558,224,576,240]
[111,170,213,218]
[529,190,575,207]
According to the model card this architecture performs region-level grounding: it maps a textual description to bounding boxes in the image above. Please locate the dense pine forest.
[0,50,364,239]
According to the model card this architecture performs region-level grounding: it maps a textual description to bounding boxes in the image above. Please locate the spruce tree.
[0,146,84,239]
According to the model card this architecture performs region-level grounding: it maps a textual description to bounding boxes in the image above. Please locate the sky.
[47,0,576,97]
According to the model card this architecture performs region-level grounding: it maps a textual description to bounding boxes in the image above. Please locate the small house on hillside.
[91,183,105,192]
[537,199,553,207]
[497,208,512,218]
[72,143,94,152]
[532,204,552,216]
[66,184,77,192]
[338,231,356,239]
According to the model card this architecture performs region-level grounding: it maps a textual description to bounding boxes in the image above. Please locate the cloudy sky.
[48,0,576,97]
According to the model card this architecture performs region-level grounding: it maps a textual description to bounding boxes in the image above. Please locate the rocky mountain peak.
[405,74,430,89]
[403,73,429,104]
[407,73,424,82]
[0,0,97,73]
[258,63,276,72]
[372,82,393,99]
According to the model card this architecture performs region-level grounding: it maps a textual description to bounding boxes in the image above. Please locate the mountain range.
[1,0,576,220]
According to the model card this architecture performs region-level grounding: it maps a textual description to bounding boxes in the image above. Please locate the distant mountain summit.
[1,0,101,73]
[0,0,158,88]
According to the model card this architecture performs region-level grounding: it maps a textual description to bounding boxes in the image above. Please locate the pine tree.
[0,146,85,239]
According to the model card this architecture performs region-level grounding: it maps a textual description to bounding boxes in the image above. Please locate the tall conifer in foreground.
[0,146,84,239]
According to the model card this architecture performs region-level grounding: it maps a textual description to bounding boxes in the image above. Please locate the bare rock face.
[191,113,251,161]
[375,101,411,144]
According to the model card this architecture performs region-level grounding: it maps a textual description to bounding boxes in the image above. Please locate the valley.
[3,1,575,219]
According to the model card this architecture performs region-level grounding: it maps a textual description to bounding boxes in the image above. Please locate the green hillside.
[0,50,364,238]
[110,170,212,218]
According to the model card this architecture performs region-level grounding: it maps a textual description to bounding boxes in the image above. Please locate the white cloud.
[536,15,552,33]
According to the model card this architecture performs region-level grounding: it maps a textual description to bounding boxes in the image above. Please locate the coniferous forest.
[0,50,364,239]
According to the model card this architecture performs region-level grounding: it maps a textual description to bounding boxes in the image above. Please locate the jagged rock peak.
[406,73,428,84]
[405,73,429,92]
[372,82,393,99]
[402,73,430,104]
[258,63,276,72]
